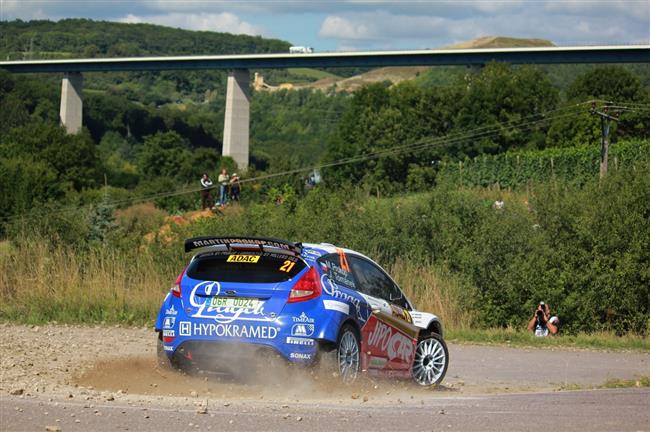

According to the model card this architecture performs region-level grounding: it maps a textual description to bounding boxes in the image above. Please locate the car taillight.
[171,268,186,298]
[287,267,321,303]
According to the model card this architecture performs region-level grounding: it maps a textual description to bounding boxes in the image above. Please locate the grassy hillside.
[287,36,556,91]
[0,19,290,59]
[445,36,555,49]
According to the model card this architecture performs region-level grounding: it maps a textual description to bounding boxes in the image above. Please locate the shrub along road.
[1,324,648,431]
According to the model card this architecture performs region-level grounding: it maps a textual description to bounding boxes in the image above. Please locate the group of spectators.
[200,168,241,210]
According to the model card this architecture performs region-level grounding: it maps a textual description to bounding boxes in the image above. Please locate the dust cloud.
[74,350,445,402]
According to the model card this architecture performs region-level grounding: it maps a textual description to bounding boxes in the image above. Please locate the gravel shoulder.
[1,323,648,404]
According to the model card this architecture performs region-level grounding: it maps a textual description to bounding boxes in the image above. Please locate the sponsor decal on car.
[321,274,368,322]
[178,321,278,339]
[292,312,314,323]
[286,337,315,346]
[163,329,175,343]
[186,237,298,253]
[189,281,269,323]
[226,254,260,263]
[367,319,415,362]
[303,248,324,259]
[291,323,315,337]
[179,321,191,336]
[289,352,312,360]
[369,356,388,368]
[163,316,176,329]
[164,346,174,352]
[323,299,350,314]
[165,305,178,315]
[390,304,413,324]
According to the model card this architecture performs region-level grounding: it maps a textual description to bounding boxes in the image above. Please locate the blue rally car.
[155,236,448,386]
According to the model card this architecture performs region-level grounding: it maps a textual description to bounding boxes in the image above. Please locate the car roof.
[301,242,373,262]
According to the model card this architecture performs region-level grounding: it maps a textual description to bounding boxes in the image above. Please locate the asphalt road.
[3,388,649,431]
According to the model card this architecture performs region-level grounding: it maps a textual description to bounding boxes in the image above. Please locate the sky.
[1,1,649,51]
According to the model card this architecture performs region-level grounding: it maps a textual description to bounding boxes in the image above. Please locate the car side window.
[348,256,410,309]
[317,254,357,290]
[348,256,394,301]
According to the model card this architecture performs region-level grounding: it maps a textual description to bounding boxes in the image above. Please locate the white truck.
[289,46,314,54]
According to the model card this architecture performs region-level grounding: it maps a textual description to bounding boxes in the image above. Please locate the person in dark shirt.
[230,173,241,202]
[199,173,214,210]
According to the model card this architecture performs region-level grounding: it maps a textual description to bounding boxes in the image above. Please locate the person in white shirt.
[217,168,230,207]
[527,302,559,336]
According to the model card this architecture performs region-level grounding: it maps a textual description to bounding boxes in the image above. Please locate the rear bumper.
[161,320,320,366]
[172,340,296,372]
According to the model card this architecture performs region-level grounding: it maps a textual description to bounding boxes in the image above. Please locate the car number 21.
[279,260,296,273]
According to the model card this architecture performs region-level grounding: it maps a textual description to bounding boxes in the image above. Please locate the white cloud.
[317,4,650,50]
[117,12,263,35]
[319,16,374,40]
[1,1,647,49]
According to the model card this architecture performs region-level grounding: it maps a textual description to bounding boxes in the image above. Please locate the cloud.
[318,4,650,50]
[1,0,647,49]
[118,12,263,35]
[319,16,374,40]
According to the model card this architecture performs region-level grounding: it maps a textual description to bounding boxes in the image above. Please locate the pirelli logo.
[227,255,260,263]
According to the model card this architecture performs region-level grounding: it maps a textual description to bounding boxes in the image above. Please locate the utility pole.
[590,102,619,179]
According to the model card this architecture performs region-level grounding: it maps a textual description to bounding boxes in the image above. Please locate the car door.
[348,255,419,371]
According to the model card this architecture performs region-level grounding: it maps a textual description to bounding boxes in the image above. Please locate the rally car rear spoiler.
[184,236,303,255]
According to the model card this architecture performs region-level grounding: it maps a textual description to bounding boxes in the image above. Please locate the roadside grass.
[1,240,648,354]
[447,327,650,352]
[389,258,474,330]
[557,375,650,391]
[0,242,169,325]
[600,376,650,388]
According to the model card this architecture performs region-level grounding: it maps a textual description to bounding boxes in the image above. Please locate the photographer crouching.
[527,302,560,337]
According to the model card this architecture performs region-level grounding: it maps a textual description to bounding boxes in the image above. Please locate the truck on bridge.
[289,46,314,54]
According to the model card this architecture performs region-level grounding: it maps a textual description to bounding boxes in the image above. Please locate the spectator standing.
[230,173,241,202]
[217,168,230,207]
[199,173,213,210]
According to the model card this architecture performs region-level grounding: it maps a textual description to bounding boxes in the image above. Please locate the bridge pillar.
[222,69,250,170]
[59,72,83,134]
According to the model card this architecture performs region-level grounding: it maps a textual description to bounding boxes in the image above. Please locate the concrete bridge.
[2,45,649,170]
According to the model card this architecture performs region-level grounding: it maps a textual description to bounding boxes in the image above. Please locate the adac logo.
[292,312,314,323]
[227,254,260,263]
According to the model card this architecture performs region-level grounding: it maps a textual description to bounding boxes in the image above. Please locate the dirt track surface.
[1,323,649,431]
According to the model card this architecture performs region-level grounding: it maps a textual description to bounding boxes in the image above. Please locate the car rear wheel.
[337,324,360,384]
[412,333,448,386]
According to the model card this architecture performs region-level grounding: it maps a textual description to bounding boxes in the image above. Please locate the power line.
[0,103,591,224]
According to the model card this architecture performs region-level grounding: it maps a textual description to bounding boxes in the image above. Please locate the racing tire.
[336,324,361,384]
[411,333,449,386]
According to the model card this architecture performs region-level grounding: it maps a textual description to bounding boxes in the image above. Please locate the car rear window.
[186,251,306,283]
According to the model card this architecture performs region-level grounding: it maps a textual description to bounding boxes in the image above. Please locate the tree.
[567,66,646,102]
[1,121,101,190]
[138,131,192,180]
[452,64,559,155]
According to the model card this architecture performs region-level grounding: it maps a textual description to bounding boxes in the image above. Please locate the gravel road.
[1,324,648,431]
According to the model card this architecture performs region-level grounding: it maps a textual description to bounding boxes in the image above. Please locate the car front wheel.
[412,333,448,386]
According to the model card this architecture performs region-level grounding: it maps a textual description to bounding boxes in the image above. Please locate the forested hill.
[1,19,290,60]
